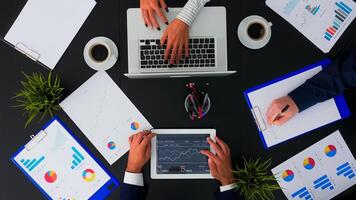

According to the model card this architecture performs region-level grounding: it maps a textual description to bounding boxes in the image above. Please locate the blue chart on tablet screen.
[157,134,210,174]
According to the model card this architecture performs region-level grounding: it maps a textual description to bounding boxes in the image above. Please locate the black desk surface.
[0,0,355,199]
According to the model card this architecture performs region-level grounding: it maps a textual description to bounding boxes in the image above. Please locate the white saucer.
[84,37,118,71]
[237,15,272,50]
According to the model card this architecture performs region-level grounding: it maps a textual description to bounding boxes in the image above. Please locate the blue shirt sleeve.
[215,189,241,200]
[119,183,147,200]
[289,49,356,111]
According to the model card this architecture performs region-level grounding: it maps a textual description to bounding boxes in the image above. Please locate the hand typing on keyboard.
[139,37,216,69]
[161,19,190,64]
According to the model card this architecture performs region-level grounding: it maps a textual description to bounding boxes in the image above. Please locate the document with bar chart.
[266,0,356,53]
[272,130,356,200]
[11,118,119,199]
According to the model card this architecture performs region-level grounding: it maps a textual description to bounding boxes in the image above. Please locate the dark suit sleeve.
[289,49,356,111]
[119,183,147,200]
[215,189,241,200]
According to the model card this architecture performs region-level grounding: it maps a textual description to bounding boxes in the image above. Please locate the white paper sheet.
[247,65,342,148]
[60,72,153,165]
[5,0,96,69]
[266,0,356,53]
[272,130,356,200]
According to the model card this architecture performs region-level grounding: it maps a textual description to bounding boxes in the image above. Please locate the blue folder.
[244,59,351,149]
[11,117,120,199]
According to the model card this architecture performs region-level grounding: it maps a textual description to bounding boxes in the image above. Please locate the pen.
[273,104,290,122]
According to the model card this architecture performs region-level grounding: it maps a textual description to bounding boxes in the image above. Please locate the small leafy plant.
[13,72,64,127]
[233,158,280,200]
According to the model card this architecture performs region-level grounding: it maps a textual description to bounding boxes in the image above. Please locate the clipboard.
[1,0,97,70]
[11,117,119,199]
[244,59,351,149]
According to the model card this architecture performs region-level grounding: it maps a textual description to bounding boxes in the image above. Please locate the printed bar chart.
[70,146,85,169]
[324,1,353,41]
[313,175,334,191]
[291,187,313,200]
[20,156,45,171]
[305,5,320,15]
[336,162,355,179]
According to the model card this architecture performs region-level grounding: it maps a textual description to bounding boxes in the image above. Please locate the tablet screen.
[156,134,210,174]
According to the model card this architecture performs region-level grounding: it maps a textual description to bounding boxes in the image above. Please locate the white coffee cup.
[237,16,272,49]
[84,37,118,71]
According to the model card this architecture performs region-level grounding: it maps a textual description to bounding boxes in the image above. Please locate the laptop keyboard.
[139,37,216,69]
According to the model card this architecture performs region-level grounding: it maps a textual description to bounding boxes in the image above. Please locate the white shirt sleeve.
[123,172,144,187]
[220,183,235,192]
[176,0,211,26]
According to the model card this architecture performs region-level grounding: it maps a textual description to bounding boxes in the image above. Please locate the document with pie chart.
[60,71,153,164]
[272,130,356,200]
[11,118,119,199]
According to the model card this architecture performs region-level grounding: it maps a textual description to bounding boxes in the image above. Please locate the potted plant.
[13,72,64,127]
[233,158,280,200]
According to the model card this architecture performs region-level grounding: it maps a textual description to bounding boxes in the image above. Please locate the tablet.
[151,129,216,179]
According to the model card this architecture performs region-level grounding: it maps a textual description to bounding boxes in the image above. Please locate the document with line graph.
[60,71,152,165]
[266,0,356,53]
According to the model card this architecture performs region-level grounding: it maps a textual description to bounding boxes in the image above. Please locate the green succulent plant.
[233,158,280,200]
[13,71,64,127]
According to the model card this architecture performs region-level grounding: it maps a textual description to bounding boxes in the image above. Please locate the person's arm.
[120,172,147,200]
[161,0,210,64]
[176,0,211,26]
[267,49,356,125]
[119,131,156,200]
[289,49,356,112]
[200,136,240,200]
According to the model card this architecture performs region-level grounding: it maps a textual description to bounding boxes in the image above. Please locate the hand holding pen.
[267,96,299,126]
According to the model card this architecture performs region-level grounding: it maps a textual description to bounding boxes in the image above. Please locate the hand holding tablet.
[127,131,157,173]
[124,129,235,184]
[201,137,234,185]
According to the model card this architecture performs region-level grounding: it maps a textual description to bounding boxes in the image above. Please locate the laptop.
[125,7,236,79]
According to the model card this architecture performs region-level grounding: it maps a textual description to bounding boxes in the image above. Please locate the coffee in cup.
[247,22,266,41]
[89,44,110,63]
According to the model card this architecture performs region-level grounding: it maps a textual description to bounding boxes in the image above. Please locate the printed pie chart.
[130,122,140,131]
[282,170,294,182]
[82,169,96,182]
[303,157,316,170]
[107,141,116,150]
[44,170,57,183]
[324,145,337,157]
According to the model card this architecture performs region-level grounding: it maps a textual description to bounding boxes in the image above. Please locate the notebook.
[266,0,356,53]
[11,117,119,199]
[244,60,351,148]
[272,130,356,200]
[60,71,153,165]
[4,0,96,69]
